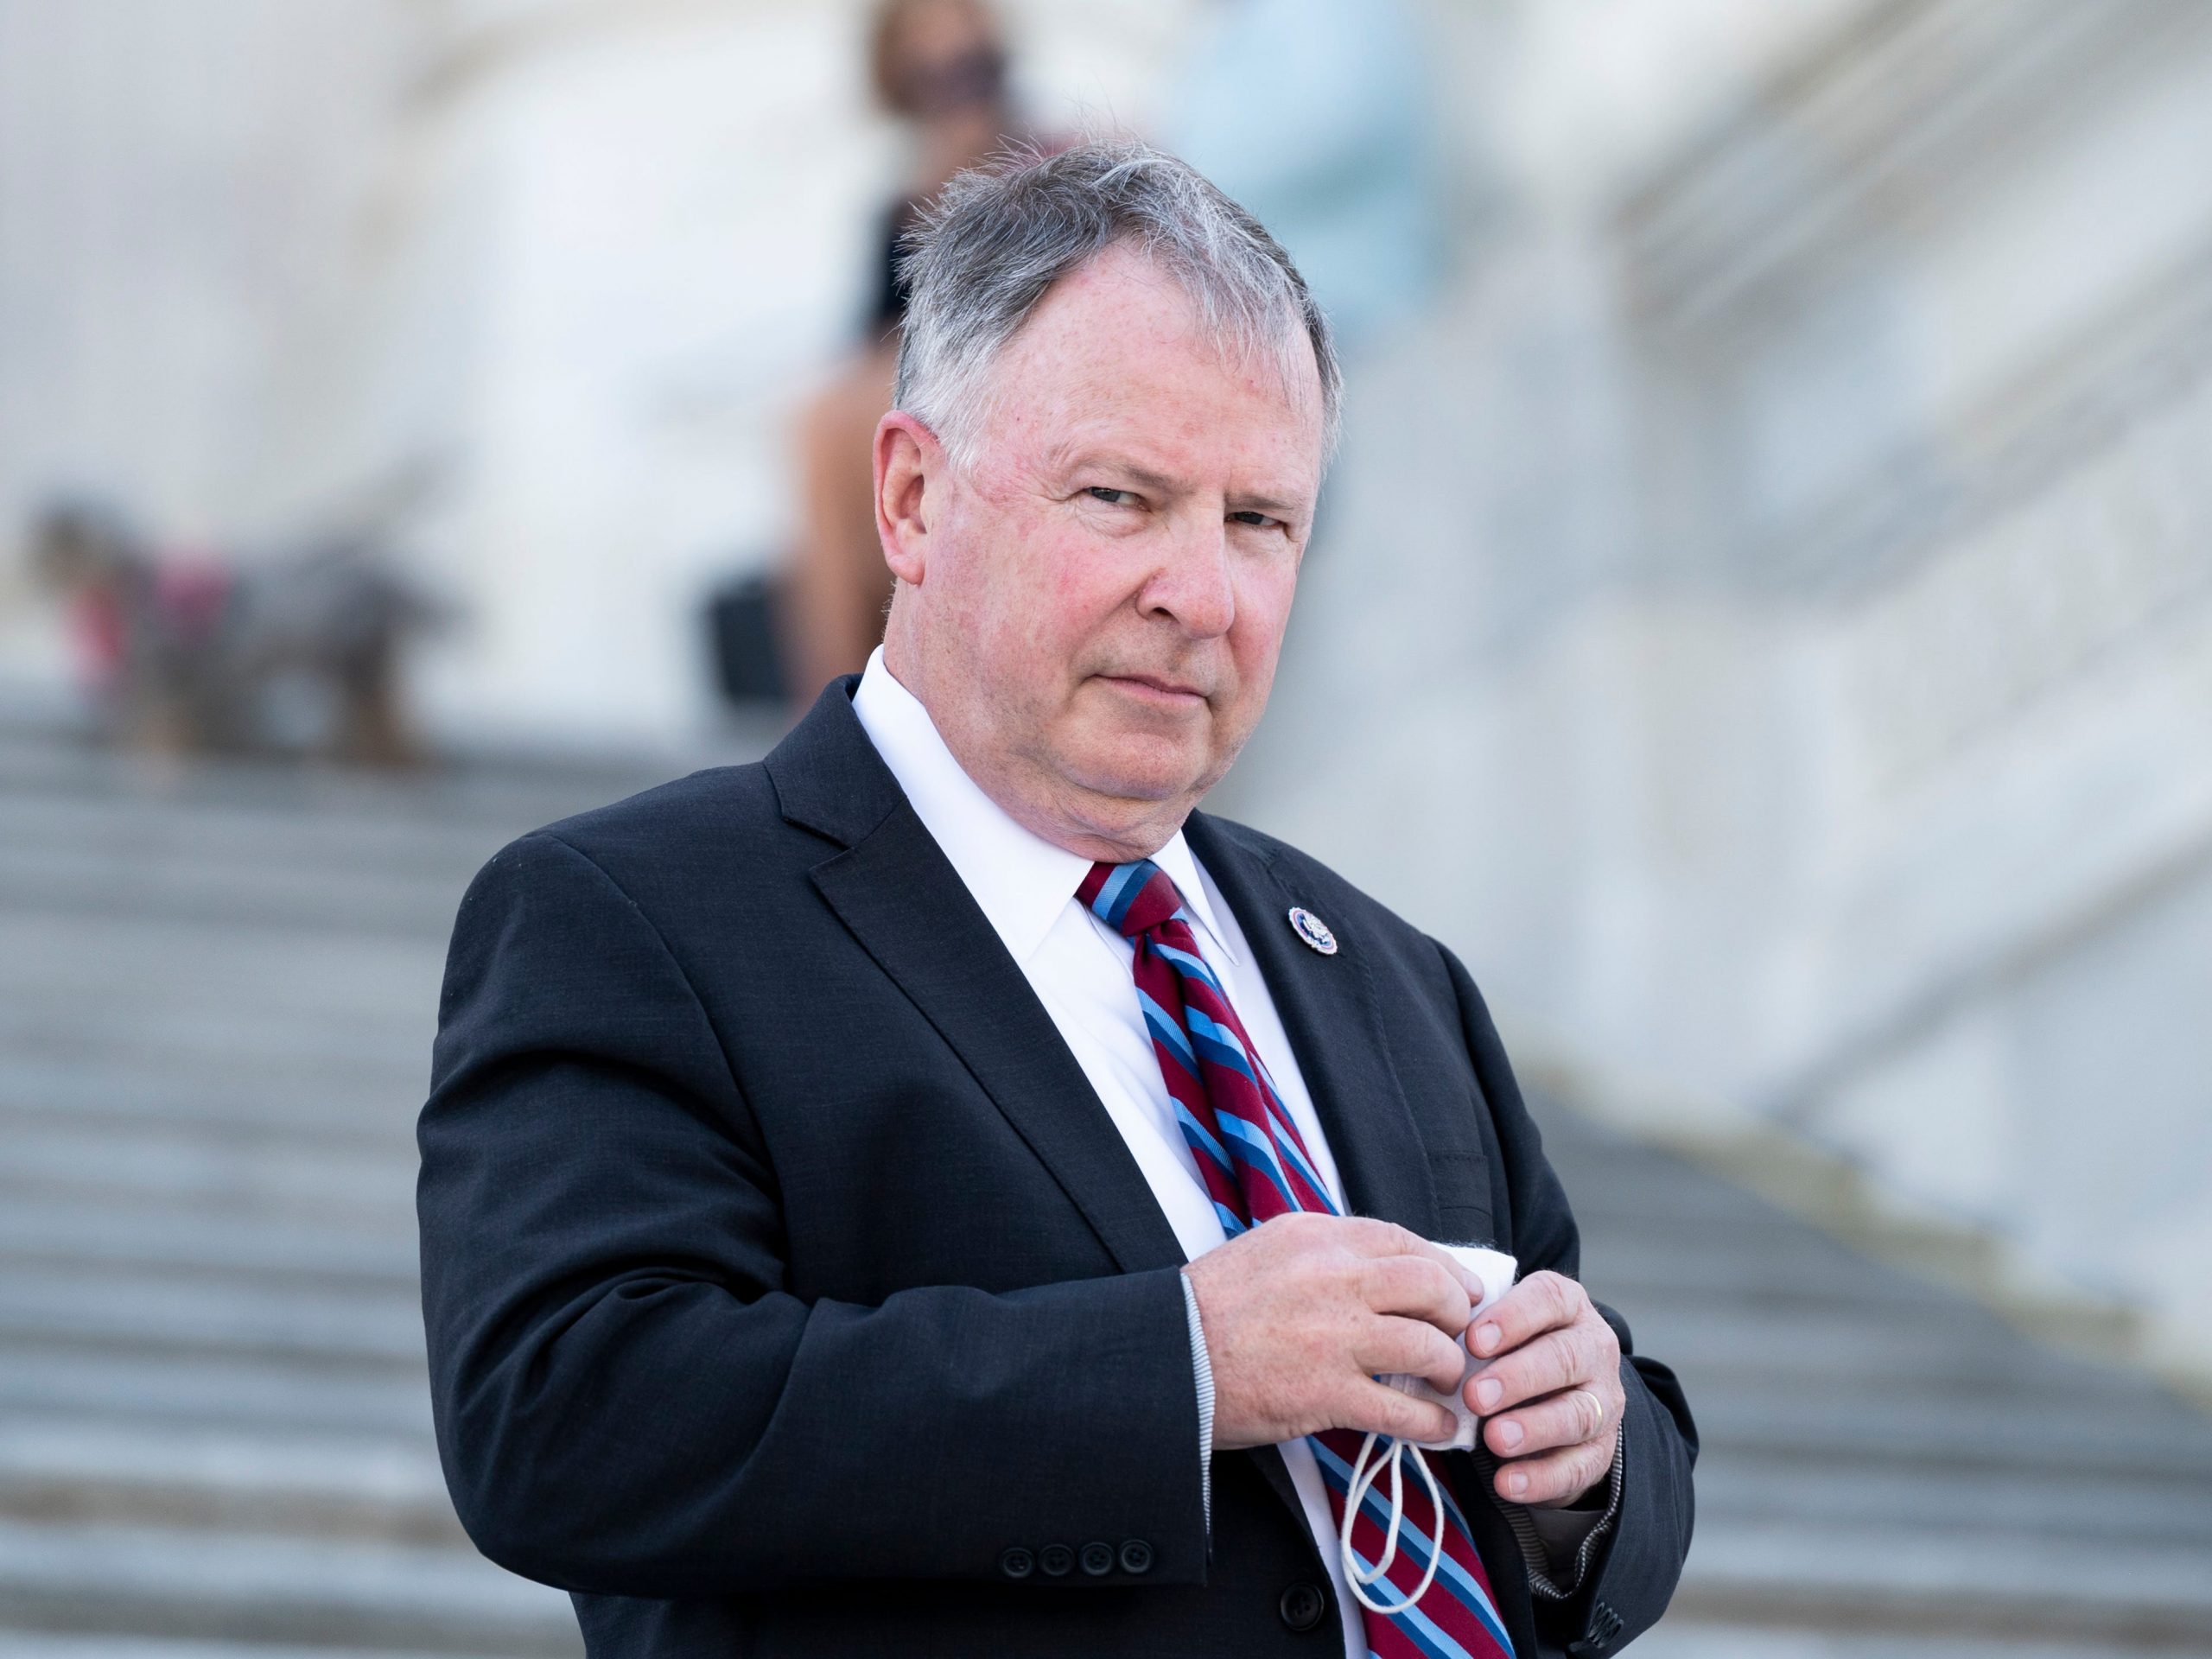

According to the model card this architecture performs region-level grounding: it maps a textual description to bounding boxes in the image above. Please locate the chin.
[1062,729,1211,807]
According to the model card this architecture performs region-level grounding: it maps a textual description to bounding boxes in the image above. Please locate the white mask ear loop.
[1338,1431,1447,1616]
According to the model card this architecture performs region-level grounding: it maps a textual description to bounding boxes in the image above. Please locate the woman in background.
[783,0,1021,706]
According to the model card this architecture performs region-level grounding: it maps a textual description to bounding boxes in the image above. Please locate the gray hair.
[893,140,1341,466]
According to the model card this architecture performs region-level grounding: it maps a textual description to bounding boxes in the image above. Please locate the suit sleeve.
[417,832,1206,1600]
[1436,939,1699,1655]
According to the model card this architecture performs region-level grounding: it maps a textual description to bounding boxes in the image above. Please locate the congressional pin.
[1287,906,1338,955]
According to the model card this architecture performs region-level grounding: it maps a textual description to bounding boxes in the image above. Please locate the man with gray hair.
[419,141,1695,1659]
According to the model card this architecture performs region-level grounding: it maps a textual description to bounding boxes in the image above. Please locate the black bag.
[704,571,787,705]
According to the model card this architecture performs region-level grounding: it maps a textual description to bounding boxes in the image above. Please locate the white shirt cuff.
[1179,1268,1214,1531]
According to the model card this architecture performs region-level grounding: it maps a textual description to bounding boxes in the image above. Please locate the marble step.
[0,1058,416,1141]
[1672,1380,2212,1468]
[0,1638,524,1659]
[1692,1453,2212,1546]
[0,1415,459,1541]
[0,905,442,1002]
[1608,1302,2115,1385]
[1636,1624,2212,1659]
[0,1517,577,1656]
[0,926,442,1061]
[0,1349,432,1440]
[0,848,468,938]
[0,1268,426,1368]
[0,1197,418,1288]
[1682,1410,2212,1478]
[0,1132,417,1226]
[0,791,520,876]
[1579,1234,1961,1309]
[0,728,665,831]
[2,1026,427,1090]
[0,957,433,1042]
[0,1007,429,1090]
[1677,1516,2212,1646]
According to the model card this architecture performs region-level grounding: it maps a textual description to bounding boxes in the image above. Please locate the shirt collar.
[849,647,1237,969]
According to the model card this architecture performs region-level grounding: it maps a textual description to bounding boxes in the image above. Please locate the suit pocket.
[1429,1149,1496,1248]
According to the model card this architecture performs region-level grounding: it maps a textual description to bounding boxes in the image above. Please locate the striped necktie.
[1080,858,1515,1659]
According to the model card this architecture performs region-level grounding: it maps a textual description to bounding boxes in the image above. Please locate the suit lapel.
[810,810,1332,1556]
[772,682,1186,1279]
[1186,812,1442,1241]
[811,799,1192,1278]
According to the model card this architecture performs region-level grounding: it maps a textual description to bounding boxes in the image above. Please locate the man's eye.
[1085,486,1136,506]
[1229,510,1282,530]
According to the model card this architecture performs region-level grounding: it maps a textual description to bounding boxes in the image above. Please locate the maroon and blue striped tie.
[1080,859,1515,1659]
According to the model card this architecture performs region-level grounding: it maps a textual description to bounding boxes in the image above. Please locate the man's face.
[880,243,1325,859]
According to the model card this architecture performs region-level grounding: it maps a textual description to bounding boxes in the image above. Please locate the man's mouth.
[1099,672,1209,707]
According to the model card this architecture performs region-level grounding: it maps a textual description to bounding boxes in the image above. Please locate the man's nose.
[1139,517,1236,639]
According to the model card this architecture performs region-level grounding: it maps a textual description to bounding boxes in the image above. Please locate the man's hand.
[1182,1213,1489,1450]
[1464,1270,1623,1507]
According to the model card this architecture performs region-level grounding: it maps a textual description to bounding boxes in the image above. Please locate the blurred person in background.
[28,496,436,766]
[783,0,1027,705]
[1166,0,1444,353]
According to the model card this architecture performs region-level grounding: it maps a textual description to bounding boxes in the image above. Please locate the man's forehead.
[986,247,1325,446]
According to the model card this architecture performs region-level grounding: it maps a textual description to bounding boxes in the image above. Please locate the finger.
[1341,1376,1459,1446]
[1353,1314,1470,1396]
[1464,1325,1591,1414]
[1482,1383,1609,1460]
[1467,1270,1586,1360]
[1335,1218,1487,1300]
[1492,1428,1618,1508]
[1334,1217,1432,1257]
[1357,1253,1472,1336]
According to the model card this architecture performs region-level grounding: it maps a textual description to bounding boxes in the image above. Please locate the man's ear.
[874,411,942,586]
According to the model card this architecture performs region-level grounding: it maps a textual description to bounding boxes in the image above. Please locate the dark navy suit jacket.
[416,677,1696,1657]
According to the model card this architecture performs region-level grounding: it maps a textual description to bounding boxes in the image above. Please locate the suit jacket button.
[1118,1539,1154,1574]
[1038,1543,1073,1578]
[1279,1581,1328,1631]
[998,1547,1034,1580]
[1078,1541,1115,1576]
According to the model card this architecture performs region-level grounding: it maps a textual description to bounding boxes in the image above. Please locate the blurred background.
[3,0,2210,1654]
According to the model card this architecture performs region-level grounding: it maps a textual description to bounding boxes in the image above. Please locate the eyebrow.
[1226,489,1307,519]
[1105,461,1184,497]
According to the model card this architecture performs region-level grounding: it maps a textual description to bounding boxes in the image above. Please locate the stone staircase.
[1,728,2207,1656]
[0,733,653,1657]
[1550,1114,2212,1657]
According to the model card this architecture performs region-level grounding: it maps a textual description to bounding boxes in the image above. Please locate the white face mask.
[1338,1244,1517,1616]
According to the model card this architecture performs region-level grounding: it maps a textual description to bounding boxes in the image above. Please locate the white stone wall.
[1230,0,2212,1376]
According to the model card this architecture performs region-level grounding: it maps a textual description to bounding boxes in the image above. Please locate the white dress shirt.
[851,648,1372,1656]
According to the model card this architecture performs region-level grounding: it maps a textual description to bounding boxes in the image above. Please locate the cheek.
[1014,526,1131,658]
[1229,562,1299,682]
